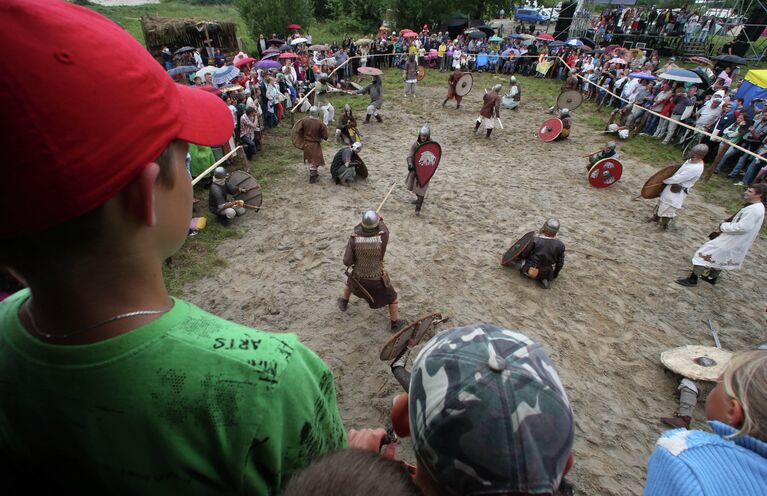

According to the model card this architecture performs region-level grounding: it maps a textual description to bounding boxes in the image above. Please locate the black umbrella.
[268,38,285,46]
[279,43,292,52]
[468,31,486,39]
[691,68,712,90]
[578,38,596,48]
[173,46,196,55]
[713,54,748,65]
[167,65,197,76]
[476,25,495,37]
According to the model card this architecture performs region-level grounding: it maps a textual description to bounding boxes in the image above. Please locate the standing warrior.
[648,144,708,229]
[338,211,407,332]
[474,84,502,139]
[313,74,336,127]
[677,184,767,287]
[300,106,329,183]
[335,104,360,145]
[518,219,566,289]
[404,54,419,99]
[357,75,384,123]
[442,68,465,109]
[405,124,436,216]
[501,76,521,110]
[330,141,364,186]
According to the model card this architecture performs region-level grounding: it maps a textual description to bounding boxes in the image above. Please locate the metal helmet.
[320,73,328,82]
[510,76,517,84]
[493,83,503,92]
[560,108,570,117]
[361,210,379,229]
[543,218,560,234]
[606,140,617,150]
[344,103,352,113]
[419,123,431,141]
[569,69,577,75]
[213,166,226,179]
[309,105,319,117]
[352,141,362,152]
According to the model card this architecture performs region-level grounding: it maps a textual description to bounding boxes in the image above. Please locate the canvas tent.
[734,70,767,117]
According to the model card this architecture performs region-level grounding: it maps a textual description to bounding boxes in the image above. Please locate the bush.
[237,0,313,39]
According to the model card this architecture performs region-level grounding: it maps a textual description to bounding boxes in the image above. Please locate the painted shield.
[641,165,680,199]
[456,72,473,97]
[357,66,383,76]
[557,89,583,111]
[538,118,563,142]
[291,118,306,149]
[501,231,536,266]
[416,65,426,81]
[379,313,444,361]
[588,158,623,188]
[228,170,263,211]
[414,141,442,187]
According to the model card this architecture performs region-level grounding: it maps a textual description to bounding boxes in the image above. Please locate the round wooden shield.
[414,141,441,187]
[501,231,536,266]
[379,313,443,361]
[291,118,306,149]
[557,89,583,111]
[456,73,473,97]
[228,170,263,211]
[351,154,368,178]
[416,65,426,81]
[538,118,563,142]
[641,165,680,199]
[588,158,623,188]
[660,345,733,382]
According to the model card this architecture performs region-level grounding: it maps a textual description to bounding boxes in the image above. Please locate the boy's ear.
[121,163,160,227]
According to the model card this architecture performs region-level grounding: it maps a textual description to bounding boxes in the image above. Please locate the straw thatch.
[141,16,238,58]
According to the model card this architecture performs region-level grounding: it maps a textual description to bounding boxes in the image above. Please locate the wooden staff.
[376,183,397,213]
[191,146,243,186]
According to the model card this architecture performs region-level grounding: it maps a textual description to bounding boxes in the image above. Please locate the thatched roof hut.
[141,16,238,58]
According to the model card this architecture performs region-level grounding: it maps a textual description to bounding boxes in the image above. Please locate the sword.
[496,117,504,129]
[707,319,722,349]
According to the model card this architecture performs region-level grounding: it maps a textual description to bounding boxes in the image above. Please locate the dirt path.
[183,84,766,495]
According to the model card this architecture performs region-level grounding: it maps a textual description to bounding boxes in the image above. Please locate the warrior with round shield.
[209,166,247,225]
[293,106,329,183]
[330,141,365,186]
[356,74,384,123]
[586,141,618,170]
[505,219,566,289]
[405,124,441,216]
[338,210,407,332]
[442,67,467,109]
[558,108,572,139]
[549,68,580,114]
[647,144,708,229]
[404,54,419,99]
[501,76,521,110]
[474,84,502,139]
[335,104,360,145]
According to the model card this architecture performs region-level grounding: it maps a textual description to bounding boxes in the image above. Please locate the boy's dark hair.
[281,449,421,496]
[751,183,767,202]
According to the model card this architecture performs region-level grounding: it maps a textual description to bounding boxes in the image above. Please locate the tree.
[236,0,313,39]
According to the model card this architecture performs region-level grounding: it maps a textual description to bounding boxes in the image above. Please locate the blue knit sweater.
[644,421,767,495]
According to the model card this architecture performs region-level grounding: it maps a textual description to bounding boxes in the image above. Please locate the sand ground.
[183,83,766,495]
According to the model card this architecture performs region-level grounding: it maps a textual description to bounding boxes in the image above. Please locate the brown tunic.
[405,140,429,196]
[342,220,397,309]
[405,60,419,81]
[446,70,463,101]
[480,92,501,119]
[563,75,579,91]
[301,117,328,166]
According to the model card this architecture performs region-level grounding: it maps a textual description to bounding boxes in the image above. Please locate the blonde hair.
[722,350,767,440]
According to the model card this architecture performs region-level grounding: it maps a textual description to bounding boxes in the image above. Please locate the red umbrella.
[278,52,297,59]
[536,33,555,40]
[402,32,418,38]
[287,23,301,30]
[233,56,256,68]
[399,28,412,35]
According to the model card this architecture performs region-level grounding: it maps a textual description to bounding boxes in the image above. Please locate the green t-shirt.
[0,290,346,494]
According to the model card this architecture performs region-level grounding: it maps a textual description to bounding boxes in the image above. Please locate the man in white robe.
[648,144,708,229]
[677,184,767,286]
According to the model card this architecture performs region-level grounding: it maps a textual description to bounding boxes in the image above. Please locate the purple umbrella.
[256,59,282,69]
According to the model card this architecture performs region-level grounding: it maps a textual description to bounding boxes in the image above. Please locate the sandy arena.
[183,82,766,495]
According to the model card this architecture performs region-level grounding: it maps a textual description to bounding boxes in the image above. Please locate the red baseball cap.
[0,0,234,237]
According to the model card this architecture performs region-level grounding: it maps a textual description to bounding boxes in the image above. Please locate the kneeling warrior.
[336,104,360,145]
[338,210,407,332]
[331,141,364,186]
[209,167,246,225]
[558,108,572,139]
[518,218,566,289]
[405,124,437,216]
[474,84,502,139]
[501,76,521,110]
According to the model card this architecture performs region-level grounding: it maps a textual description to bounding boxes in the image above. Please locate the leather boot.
[701,275,718,285]
[660,415,691,429]
[474,120,481,133]
[675,273,698,287]
[646,214,659,223]
[365,114,371,124]
[337,298,348,312]
[660,217,670,230]
[442,99,448,107]
[415,195,424,216]
[390,319,407,332]
[486,128,492,139]
[375,114,383,123]
[309,174,319,184]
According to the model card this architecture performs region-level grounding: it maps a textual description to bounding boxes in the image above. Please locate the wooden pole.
[191,146,243,186]
[376,183,397,213]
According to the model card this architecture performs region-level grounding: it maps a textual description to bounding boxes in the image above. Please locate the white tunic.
[692,202,765,270]
[659,159,704,210]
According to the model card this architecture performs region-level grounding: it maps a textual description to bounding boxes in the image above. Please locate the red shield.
[414,141,442,187]
[538,118,563,142]
[501,231,536,266]
[588,158,623,188]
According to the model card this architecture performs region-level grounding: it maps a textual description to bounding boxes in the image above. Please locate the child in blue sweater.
[645,350,767,495]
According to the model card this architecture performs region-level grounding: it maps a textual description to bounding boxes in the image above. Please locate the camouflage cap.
[408,324,574,496]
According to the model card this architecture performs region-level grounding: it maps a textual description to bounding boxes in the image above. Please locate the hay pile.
[141,16,238,57]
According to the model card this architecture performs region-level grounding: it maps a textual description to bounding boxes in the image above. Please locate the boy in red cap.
[0,1,345,493]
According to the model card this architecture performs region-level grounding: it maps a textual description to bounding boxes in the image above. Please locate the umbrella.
[628,72,656,80]
[658,68,703,83]
[308,44,328,51]
[233,56,256,68]
[519,34,536,39]
[173,46,196,55]
[212,65,240,85]
[262,48,280,56]
[358,66,383,76]
[287,23,301,30]
[468,31,485,39]
[278,52,297,59]
[690,56,712,66]
[291,37,308,45]
[578,37,596,48]
[403,32,418,38]
[262,53,279,60]
[219,84,243,93]
[489,35,503,42]
[476,25,494,37]
[167,65,197,77]
[566,38,583,47]
[195,65,217,79]
[592,48,605,54]
[549,41,565,47]
[399,28,414,34]
[605,44,620,53]
[537,33,555,41]
[197,85,222,97]
[255,59,281,69]
[268,38,285,45]
[712,54,748,65]
[357,38,373,45]
[579,46,593,52]
[507,34,527,39]
[279,44,292,52]
[608,57,627,65]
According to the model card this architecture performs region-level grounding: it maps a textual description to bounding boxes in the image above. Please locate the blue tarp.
[734,70,767,117]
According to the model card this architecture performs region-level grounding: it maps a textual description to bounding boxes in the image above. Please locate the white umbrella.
[195,65,216,79]
[658,69,703,84]
[291,37,308,45]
